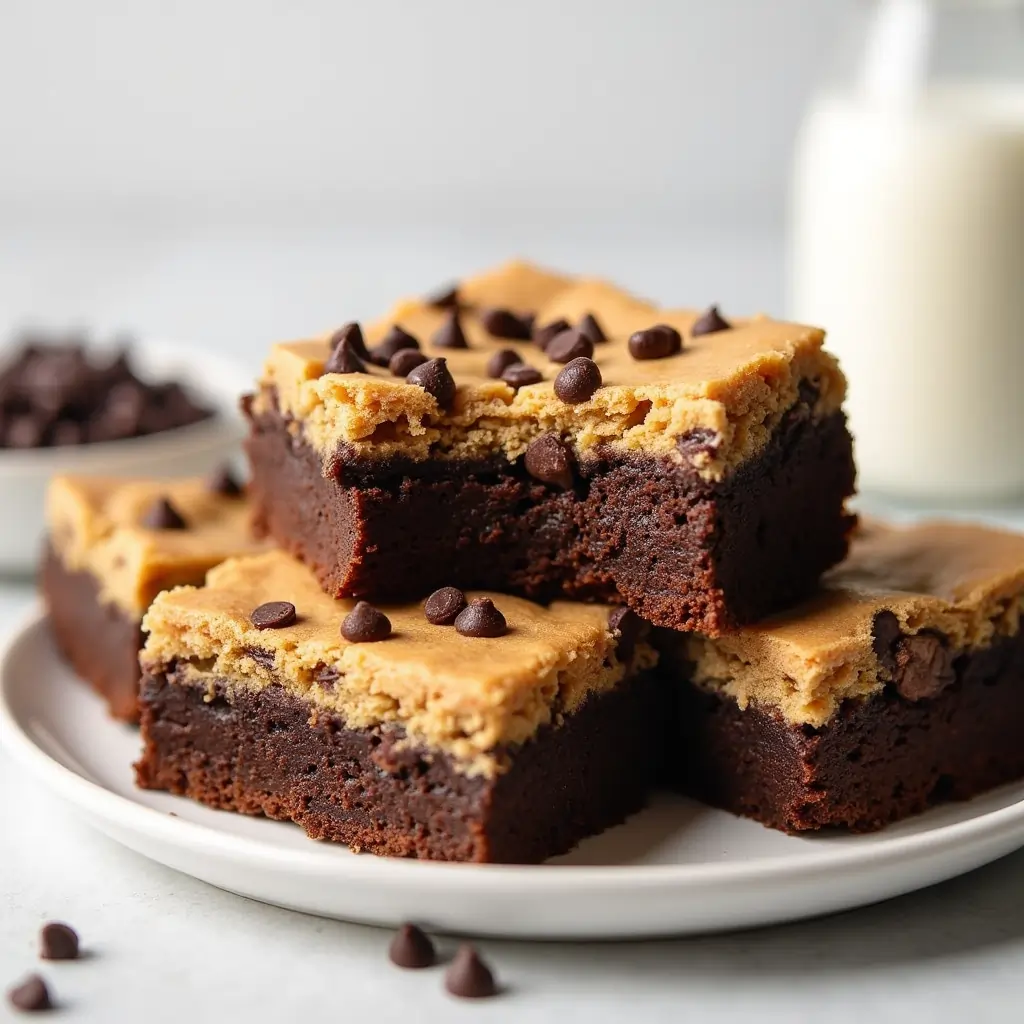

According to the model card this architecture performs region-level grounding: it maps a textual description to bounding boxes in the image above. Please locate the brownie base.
[40,544,144,723]
[245,399,856,634]
[135,668,666,863]
[674,629,1024,833]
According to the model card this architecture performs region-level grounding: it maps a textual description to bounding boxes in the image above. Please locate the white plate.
[5,610,1024,939]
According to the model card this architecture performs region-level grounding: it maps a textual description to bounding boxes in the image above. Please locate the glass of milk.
[789,0,1024,502]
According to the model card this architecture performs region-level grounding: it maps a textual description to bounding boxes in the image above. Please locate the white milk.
[789,87,1024,500]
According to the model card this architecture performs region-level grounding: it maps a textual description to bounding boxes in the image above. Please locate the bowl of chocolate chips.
[0,331,248,573]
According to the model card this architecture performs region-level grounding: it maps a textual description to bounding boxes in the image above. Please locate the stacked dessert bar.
[43,260,1024,862]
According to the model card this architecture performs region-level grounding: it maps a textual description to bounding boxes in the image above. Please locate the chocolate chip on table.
[532,318,571,351]
[329,322,370,361]
[501,363,543,389]
[370,325,420,366]
[388,923,436,969]
[7,974,52,1012]
[425,284,460,309]
[524,434,575,489]
[577,311,607,343]
[323,336,367,375]
[39,922,79,961]
[431,309,469,350]
[545,328,594,364]
[250,601,297,630]
[628,324,682,361]
[424,587,468,625]
[444,944,498,999]
[553,357,602,403]
[341,601,392,643]
[608,606,644,662]
[455,598,507,638]
[206,464,243,497]
[486,349,522,379]
[691,305,732,336]
[480,308,533,340]
[407,358,457,410]
[141,497,188,530]
[389,349,428,377]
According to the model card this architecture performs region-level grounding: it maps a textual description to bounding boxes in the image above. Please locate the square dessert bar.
[135,550,663,863]
[245,260,855,634]
[42,472,261,721]
[671,520,1024,832]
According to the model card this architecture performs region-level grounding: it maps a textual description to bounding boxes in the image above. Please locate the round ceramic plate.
[5,610,1024,940]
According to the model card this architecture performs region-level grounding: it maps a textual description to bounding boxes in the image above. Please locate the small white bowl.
[0,339,252,575]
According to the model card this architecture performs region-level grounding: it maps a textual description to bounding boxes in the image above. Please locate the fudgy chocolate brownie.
[244,260,855,634]
[42,473,263,721]
[134,549,663,862]
[666,520,1024,832]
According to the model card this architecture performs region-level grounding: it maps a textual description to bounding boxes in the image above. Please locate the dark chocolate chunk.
[323,336,367,375]
[7,974,51,1012]
[455,598,507,638]
[676,427,720,461]
[444,944,498,999]
[370,325,420,366]
[628,324,682,361]
[532,318,571,351]
[250,601,297,630]
[577,312,607,343]
[407,358,457,410]
[207,464,243,497]
[389,349,429,377]
[480,308,532,340]
[524,434,575,490]
[388,923,436,969]
[424,587,467,626]
[501,363,543,389]
[486,349,522,379]
[894,631,957,702]
[246,646,277,670]
[608,606,643,662]
[93,380,145,438]
[553,357,601,403]
[329,322,369,360]
[341,601,392,643]
[871,610,902,675]
[425,284,459,309]
[545,328,594,364]
[432,310,469,350]
[141,497,188,530]
[314,663,340,689]
[39,922,79,961]
[691,305,732,336]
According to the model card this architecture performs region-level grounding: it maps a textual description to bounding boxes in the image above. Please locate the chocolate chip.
[501,363,543,389]
[894,631,957,702]
[389,349,428,377]
[341,601,392,643]
[553,357,601,403]
[329,322,369,360]
[432,310,469,350]
[323,335,367,375]
[141,497,188,530]
[250,601,297,630]
[206,464,243,497]
[609,606,644,662]
[871,610,901,675]
[532,318,571,351]
[524,434,575,489]
[426,284,459,309]
[486,349,522,379]
[545,328,594,364]
[455,598,507,638]
[578,312,607,343]
[388,923,436,969]
[5,415,45,448]
[480,308,532,340]
[370,325,420,366]
[691,305,732,336]
[628,324,682,361]
[444,945,497,999]
[246,646,276,670]
[39,923,78,961]
[424,587,467,625]
[407,357,457,410]
[7,975,51,1012]
[49,421,84,447]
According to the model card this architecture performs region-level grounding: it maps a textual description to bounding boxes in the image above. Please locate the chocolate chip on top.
[524,434,575,490]
[328,322,370,361]
[577,311,607,344]
[250,601,297,630]
[389,923,436,969]
[532,317,571,351]
[480,307,533,340]
[40,922,79,961]
[691,305,732,336]
[7,974,52,1012]
[389,349,428,377]
[486,348,521,379]
[341,601,392,643]
[407,357,457,410]
[444,944,498,999]
[553,357,601,403]
[431,309,469,350]
[369,325,420,367]
[141,496,188,530]
[424,586,468,625]
[425,284,459,309]
[545,328,594,364]
[455,598,507,638]
[206,464,243,497]
[501,363,543,389]
[323,335,367,375]
[628,324,682,361]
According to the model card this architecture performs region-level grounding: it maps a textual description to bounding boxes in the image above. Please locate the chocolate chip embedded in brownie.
[244,260,855,634]
[42,472,264,721]
[134,549,663,863]
[666,519,1024,833]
